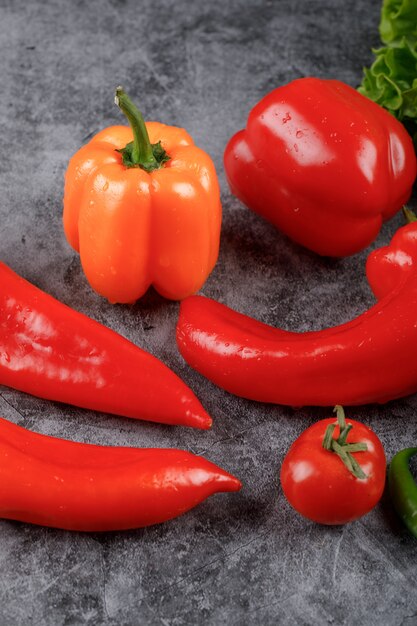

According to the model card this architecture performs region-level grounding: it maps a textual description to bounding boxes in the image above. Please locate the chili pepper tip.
[191,411,212,430]
[215,473,242,492]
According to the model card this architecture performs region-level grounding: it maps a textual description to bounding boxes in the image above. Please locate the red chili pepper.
[366,215,417,300]
[0,417,241,531]
[224,77,416,257]
[0,262,211,429]
[176,221,417,406]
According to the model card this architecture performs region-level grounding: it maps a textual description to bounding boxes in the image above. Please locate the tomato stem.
[344,442,368,453]
[323,424,336,450]
[338,424,352,446]
[321,406,368,479]
[334,405,346,429]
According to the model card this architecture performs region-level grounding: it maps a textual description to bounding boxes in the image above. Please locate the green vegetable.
[380,0,417,44]
[388,447,417,538]
[358,0,417,145]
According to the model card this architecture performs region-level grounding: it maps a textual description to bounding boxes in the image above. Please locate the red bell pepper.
[0,262,211,429]
[176,221,417,406]
[0,417,241,531]
[224,77,416,257]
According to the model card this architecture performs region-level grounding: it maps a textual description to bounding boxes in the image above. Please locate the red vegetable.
[176,221,417,406]
[280,406,386,525]
[0,262,211,429]
[224,77,416,256]
[0,417,241,531]
[366,214,417,300]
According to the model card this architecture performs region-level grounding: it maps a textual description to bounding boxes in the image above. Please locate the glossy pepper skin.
[63,89,221,303]
[224,77,416,257]
[0,262,211,429]
[389,447,417,538]
[366,219,417,299]
[0,417,241,531]
[176,221,417,406]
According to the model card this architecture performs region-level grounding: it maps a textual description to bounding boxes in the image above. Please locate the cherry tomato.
[280,410,386,525]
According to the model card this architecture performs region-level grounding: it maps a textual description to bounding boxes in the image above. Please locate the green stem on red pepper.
[114,86,170,172]
[322,406,368,479]
[403,206,417,223]
[389,446,417,538]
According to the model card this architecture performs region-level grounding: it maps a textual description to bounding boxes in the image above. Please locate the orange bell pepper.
[63,88,221,303]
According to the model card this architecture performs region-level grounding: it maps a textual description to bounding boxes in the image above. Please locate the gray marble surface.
[1,0,417,624]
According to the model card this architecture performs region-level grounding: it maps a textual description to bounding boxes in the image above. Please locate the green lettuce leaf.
[380,0,417,45]
[359,0,417,145]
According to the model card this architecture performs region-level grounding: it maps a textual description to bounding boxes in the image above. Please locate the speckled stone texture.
[0,0,416,624]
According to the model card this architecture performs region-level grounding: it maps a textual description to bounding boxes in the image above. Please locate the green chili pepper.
[389,447,417,538]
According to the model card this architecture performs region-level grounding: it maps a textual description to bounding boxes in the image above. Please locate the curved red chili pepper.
[177,223,417,406]
[366,221,417,300]
[0,417,241,531]
[0,262,211,429]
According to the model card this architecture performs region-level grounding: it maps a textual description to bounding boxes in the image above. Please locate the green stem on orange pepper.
[114,86,169,172]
